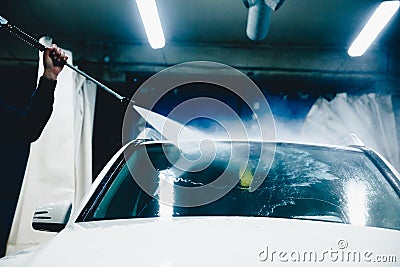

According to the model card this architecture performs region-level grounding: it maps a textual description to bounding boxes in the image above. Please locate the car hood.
[1,217,399,267]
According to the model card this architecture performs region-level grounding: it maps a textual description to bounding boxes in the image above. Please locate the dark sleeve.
[0,76,57,143]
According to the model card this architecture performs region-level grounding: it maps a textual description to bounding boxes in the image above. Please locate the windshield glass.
[86,142,400,231]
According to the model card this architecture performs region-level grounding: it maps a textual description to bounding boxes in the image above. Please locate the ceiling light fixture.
[136,0,165,49]
[348,1,400,57]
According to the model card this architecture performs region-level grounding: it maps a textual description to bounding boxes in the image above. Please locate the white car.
[1,140,400,266]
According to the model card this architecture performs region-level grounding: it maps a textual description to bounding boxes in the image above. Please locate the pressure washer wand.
[64,62,126,102]
[0,15,129,103]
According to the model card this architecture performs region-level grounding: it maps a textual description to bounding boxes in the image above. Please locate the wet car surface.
[79,141,400,231]
[2,140,400,266]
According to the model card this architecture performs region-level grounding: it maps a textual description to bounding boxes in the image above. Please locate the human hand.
[43,44,68,81]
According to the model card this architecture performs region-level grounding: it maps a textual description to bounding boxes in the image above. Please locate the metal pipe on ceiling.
[243,0,286,41]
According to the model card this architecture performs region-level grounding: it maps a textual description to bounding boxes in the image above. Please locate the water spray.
[0,15,130,103]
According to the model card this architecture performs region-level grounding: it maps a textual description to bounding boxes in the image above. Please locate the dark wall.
[0,65,38,107]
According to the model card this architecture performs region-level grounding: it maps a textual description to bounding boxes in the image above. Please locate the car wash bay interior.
[0,0,400,253]
[3,51,400,176]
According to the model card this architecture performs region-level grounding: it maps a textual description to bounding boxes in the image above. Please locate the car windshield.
[85,142,400,231]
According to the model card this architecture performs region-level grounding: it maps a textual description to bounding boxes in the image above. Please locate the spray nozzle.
[122,97,135,105]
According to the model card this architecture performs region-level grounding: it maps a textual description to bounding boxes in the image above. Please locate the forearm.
[0,76,56,142]
[25,76,57,141]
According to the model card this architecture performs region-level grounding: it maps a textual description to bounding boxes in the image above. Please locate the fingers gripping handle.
[0,15,130,103]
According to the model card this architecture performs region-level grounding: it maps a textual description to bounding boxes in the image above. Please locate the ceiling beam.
[76,43,395,74]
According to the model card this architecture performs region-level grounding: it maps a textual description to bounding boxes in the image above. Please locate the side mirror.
[32,201,72,232]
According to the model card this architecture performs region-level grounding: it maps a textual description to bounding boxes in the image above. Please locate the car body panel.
[2,141,400,266]
[1,217,399,266]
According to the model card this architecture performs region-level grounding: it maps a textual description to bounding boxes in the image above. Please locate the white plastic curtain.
[6,37,96,254]
[301,93,399,171]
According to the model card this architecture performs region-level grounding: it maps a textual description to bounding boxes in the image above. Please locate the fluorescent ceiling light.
[348,1,400,57]
[136,0,165,49]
